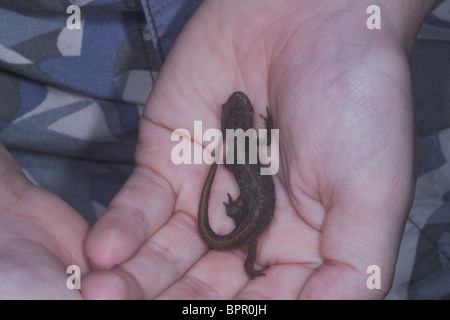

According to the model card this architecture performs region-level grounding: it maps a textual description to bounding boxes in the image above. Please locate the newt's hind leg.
[223,193,243,226]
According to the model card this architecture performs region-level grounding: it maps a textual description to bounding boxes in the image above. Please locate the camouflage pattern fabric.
[0,0,200,225]
[387,0,450,299]
[0,0,449,299]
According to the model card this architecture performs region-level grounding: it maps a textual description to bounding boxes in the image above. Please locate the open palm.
[84,0,417,299]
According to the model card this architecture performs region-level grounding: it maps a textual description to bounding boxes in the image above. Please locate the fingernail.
[89,258,117,271]
[89,258,99,271]
[105,264,117,271]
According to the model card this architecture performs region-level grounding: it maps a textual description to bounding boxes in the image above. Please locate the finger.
[85,104,220,270]
[83,208,208,299]
[0,143,90,271]
[83,155,265,300]
[81,268,143,300]
[299,262,383,299]
[157,249,251,299]
[155,209,318,300]
[300,168,415,299]
[0,142,30,207]
[235,264,312,299]
[85,164,176,269]
[85,115,184,268]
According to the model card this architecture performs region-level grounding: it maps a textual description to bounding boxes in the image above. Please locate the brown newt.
[197,91,276,278]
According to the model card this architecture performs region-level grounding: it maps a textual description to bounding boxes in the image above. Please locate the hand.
[83,0,430,299]
[0,143,89,299]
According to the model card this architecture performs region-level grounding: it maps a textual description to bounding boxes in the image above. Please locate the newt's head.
[221,91,254,136]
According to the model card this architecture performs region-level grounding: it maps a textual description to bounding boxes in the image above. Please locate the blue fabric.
[40,11,141,100]
[0,7,66,47]
[16,79,48,121]
[0,1,175,223]
[140,0,202,65]
[0,0,203,223]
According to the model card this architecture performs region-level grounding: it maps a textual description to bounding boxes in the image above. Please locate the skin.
[0,144,89,299]
[0,0,437,299]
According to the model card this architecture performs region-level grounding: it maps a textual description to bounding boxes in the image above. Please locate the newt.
[197,91,276,278]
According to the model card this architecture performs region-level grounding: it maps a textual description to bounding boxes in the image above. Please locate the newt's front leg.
[260,106,274,146]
